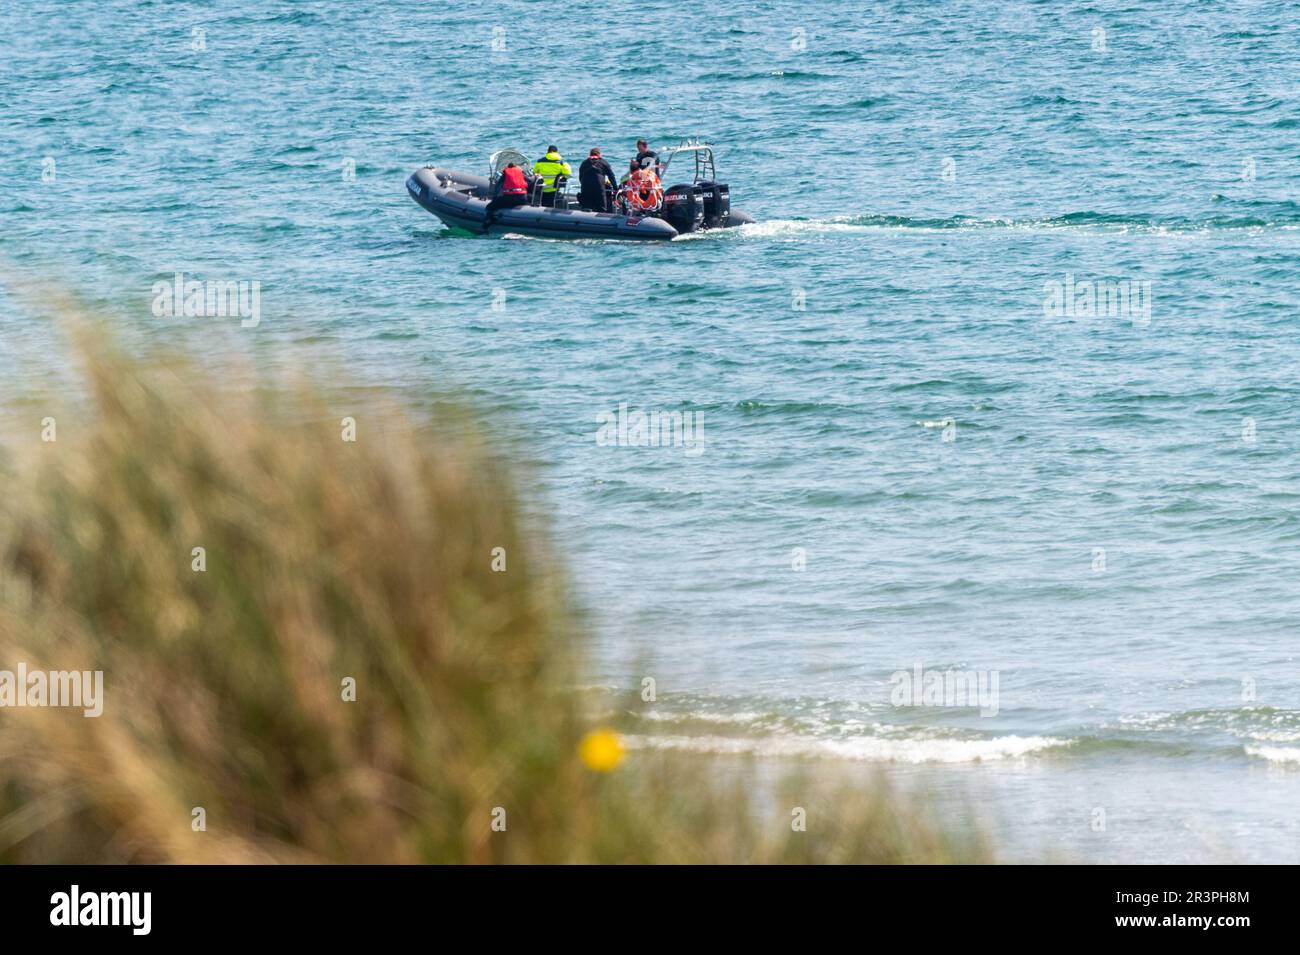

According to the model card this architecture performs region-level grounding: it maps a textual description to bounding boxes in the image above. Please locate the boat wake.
[685,202,1300,241]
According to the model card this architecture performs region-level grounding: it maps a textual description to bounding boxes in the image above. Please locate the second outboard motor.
[661,183,704,234]
[696,181,731,228]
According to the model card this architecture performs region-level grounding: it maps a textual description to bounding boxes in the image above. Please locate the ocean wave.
[589,687,1300,767]
[1245,745,1300,765]
[636,709,771,725]
[693,69,835,82]
[1118,706,1300,736]
[625,732,1070,764]
[733,398,837,416]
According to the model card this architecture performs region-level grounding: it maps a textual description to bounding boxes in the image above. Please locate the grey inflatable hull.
[406,167,755,241]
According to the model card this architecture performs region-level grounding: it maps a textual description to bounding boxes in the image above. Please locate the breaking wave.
[626,732,1071,764]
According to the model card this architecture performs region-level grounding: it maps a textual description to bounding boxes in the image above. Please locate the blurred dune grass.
[0,307,989,864]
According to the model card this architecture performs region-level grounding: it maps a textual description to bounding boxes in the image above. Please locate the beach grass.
[0,309,988,864]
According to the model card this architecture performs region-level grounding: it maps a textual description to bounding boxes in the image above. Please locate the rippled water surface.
[4,0,1300,861]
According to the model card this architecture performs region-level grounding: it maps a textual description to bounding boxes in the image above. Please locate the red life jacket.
[500,166,528,195]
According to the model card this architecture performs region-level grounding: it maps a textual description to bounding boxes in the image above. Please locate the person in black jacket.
[634,139,658,171]
[577,147,618,213]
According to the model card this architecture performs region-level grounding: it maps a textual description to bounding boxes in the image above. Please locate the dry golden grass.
[0,313,988,864]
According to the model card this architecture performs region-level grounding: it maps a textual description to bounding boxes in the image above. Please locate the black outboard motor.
[661,183,704,234]
[695,181,731,228]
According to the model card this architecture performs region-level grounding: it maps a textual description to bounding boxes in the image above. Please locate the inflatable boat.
[407,141,756,241]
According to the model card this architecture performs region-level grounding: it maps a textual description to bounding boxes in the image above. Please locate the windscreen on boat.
[490,149,531,178]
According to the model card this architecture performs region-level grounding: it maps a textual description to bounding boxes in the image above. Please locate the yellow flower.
[578,729,625,772]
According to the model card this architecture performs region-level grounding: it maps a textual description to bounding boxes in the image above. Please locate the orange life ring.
[625,175,663,211]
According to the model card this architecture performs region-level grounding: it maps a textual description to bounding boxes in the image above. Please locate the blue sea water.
[3,0,1300,862]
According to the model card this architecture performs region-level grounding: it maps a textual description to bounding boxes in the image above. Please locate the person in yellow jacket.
[532,146,572,207]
